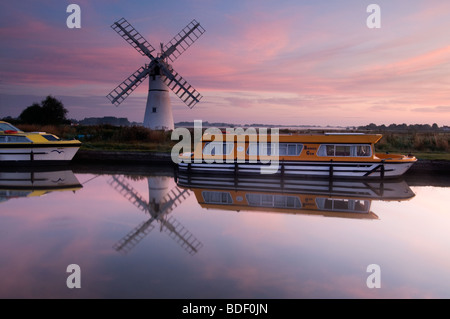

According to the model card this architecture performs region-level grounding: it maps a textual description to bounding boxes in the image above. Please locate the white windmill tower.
[107,18,205,130]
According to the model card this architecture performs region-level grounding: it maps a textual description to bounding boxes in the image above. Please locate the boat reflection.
[0,168,82,203]
[107,174,203,255]
[176,172,415,219]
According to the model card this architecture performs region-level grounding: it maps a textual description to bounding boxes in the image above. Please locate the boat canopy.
[201,132,383,144]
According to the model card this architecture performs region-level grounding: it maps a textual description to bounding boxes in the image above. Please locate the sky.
[1,0,450,127]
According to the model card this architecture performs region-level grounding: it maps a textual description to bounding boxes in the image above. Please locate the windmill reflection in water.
[107,175,202,255]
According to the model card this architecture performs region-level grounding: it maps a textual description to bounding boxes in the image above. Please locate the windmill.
[108,175,202,255]
[107,18,205,130]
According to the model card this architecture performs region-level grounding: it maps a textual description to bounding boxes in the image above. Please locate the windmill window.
[152,107,157,113]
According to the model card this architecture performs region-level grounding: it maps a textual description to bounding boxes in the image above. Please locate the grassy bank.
[15,124,450,160]
[16,123,175,152]
[375,131,449,160]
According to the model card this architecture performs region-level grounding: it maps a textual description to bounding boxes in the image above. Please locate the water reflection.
[2,164,450,298]
[0,168,82,204]
[107,174,203,255]
[176,171,415,219]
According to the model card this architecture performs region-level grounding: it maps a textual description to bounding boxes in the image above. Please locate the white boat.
[0,121,81,165]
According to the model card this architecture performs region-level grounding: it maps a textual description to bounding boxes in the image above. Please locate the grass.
[16,123,176,152]
[374,132,449,160]
[81,142,173,152]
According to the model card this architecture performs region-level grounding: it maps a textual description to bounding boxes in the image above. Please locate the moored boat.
[177,131,417,178]
[0,121,81,165]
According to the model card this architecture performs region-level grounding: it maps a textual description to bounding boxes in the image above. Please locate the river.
[0,164,449,299]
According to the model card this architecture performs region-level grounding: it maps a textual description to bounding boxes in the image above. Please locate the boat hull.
[178,160,414,178]
[0,145,80,164]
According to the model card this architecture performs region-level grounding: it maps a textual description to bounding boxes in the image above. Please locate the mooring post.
[173,165,178,183]
[329,159,333,179]
[234,162,238,187]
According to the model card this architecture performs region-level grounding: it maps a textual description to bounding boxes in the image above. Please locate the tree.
[19,95,68,125]
[19,103,44,124]
[432,123,439,131]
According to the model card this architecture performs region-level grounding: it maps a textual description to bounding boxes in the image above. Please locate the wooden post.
[329,159,333,179]
[234,162,238,187]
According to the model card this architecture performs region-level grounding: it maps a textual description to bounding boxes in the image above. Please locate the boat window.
[355,145,371,156]
[42,134,60,141]
[316,198,370,213]
[288,144,297,155]
[246,194,301,208]
[325,145,334,156]
[0,135,32,143]
[0,122,20,132]
[203,142,234,156]
[247,143,303,156]
[248,143,258,155]
[202,191,233,204]
[317,144,372,157]
[335,145,351,156]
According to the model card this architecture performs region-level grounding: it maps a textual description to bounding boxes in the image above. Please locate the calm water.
[0,164,449,299]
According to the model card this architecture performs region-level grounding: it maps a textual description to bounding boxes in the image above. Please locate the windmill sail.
[106,65,150,106]
[113,219,156,254]
[162,19,206,62]
[111,18,156,58]
[160,67,203,108]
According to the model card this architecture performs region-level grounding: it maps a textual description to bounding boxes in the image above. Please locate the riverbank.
[73,149,450,175]
[74,149,173,164]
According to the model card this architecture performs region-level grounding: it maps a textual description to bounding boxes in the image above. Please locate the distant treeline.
[357,123,449,132]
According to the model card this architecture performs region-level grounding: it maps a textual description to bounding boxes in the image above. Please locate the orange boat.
[178,132,416,178]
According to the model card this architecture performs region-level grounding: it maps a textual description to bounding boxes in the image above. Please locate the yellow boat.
[178,131,417,178]
[0,121,81,165]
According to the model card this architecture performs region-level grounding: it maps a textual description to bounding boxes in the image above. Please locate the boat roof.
[201,132,383,144]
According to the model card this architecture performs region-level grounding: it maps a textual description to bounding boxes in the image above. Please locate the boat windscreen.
[0,122,20,132]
